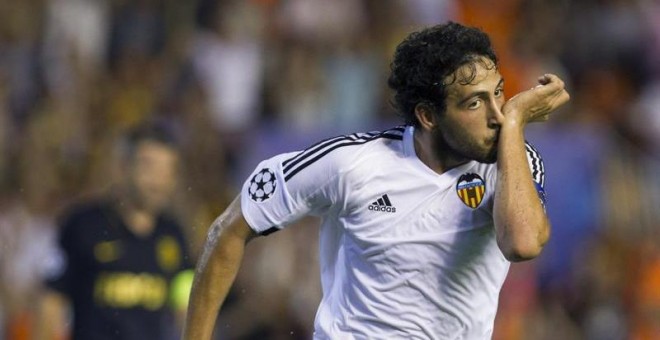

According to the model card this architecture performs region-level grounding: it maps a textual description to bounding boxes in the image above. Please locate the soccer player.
[184,22,569,339]
[41,123,194,339]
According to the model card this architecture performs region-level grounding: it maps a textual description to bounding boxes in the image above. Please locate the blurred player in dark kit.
[41,123,193,340]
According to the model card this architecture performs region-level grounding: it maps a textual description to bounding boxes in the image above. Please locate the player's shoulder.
[524,140,545,185]
[279,126,405,180]
[287,126,405,162]
[524,140,544,162]
[59,199,105,222]
[57,198,116,232]
[480,141,546,185]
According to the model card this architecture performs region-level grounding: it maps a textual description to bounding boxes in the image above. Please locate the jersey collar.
[403,125,476,181]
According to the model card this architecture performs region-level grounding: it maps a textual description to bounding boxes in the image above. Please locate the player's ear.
[414,102,437,132]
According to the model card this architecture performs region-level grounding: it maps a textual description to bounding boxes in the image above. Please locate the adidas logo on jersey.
[368,194,396,213]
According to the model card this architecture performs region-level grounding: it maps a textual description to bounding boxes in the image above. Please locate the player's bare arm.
[183,196,257,340]
[495,74,570,261]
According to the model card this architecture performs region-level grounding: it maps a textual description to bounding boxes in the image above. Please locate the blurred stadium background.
[1,0,659,339]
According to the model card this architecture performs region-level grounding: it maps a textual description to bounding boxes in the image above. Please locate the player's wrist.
[497,121,526,147]
[500,111,526,131]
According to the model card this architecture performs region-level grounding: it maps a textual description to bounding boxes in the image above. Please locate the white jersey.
[241,125,546,340]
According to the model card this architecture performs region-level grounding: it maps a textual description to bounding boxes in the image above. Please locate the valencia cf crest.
[456,173,486,209]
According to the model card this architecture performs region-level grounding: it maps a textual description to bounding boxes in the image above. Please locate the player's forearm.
[493,122,549,262]
[183,235,245,339]
[183,199,253,340]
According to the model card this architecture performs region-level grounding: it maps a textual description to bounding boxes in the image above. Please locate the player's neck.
[413,128,468,174]
[115,199,157,237]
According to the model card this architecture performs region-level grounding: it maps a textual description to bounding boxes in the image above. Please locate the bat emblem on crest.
[456,173,486,209]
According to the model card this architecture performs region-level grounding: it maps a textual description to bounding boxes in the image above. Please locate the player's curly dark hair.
[387,22,498,126]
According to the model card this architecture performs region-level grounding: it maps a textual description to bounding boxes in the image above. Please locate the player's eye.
[467,100,481,109]
[494,88,503,97]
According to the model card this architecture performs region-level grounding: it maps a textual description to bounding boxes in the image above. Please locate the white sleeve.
[525,141,547,205]
[241,130,398,234]
[240,147,343,235]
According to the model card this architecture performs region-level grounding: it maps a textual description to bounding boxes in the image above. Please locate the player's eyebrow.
[457,78,504,105]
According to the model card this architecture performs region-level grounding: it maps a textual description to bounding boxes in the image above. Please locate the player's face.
[126,141,179,212]
[434,58,505,164]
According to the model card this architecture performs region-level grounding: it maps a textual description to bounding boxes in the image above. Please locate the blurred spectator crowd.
[1,0,660,339]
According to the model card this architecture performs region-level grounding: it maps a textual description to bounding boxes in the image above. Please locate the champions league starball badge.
[456,173,486,209]
[248,168,277,203]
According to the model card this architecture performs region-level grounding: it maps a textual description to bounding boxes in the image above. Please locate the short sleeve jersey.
[241,126,546,340]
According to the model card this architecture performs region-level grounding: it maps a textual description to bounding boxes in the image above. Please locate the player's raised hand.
[501,74,570,125]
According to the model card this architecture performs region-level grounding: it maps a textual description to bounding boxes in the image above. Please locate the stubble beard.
[432,125,498,164]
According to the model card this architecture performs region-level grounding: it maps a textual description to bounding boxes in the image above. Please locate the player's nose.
[487,101,505,128]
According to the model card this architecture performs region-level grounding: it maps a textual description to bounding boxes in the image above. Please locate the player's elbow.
[500,242,544,262]
[498,227,549,262]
